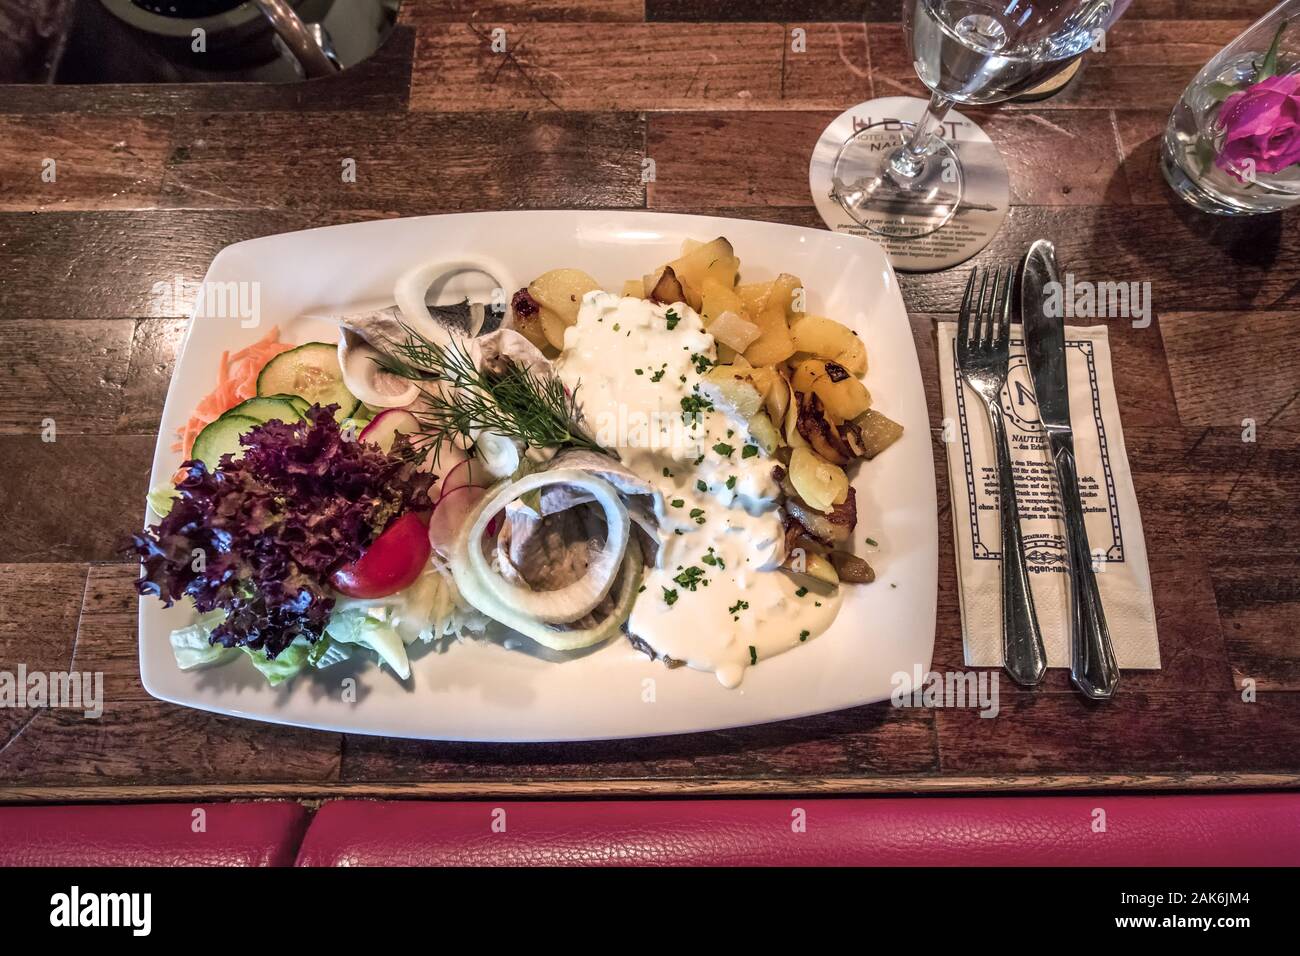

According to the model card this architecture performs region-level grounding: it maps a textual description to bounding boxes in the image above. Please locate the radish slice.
[359,409,420,454]
[439,458,488,499]
[428,484,488,557]
[421,433,471,481]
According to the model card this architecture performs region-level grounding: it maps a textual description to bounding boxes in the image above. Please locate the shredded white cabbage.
[322,565,489,679]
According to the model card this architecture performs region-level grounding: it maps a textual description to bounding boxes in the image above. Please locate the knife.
[1021,240,1120,699]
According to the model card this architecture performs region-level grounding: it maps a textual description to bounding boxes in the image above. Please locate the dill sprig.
[375,321,606,467]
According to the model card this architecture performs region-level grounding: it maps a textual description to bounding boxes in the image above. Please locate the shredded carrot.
[172,326,296,459]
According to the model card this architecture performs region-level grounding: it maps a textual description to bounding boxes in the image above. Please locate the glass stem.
[888,91,955,181]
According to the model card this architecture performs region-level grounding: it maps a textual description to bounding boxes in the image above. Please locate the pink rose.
[1216,72,1300,181]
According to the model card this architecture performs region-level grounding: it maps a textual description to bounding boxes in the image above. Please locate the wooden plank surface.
[0,565,343,787]
[0,565,87,752]
[410,23,787,112]
[401,0,647,23]
[646,2,1278,22]
[160,111,647,213]
[1159,311,1300,433]
[0,320,135,434]
[0,435,155,562]
[0,6,1297,801]
[0,115,172,211]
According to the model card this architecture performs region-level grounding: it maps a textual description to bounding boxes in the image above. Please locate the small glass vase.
[1162,1,1300,215]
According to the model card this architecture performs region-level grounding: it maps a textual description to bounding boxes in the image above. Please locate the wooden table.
[1,0,1298,803]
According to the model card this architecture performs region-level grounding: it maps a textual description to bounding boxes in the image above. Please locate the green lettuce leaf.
[146,483,180,518]
[169,610,238,671]
[308,634,353,668]
[326,610,410,679]
[241,639,310,686]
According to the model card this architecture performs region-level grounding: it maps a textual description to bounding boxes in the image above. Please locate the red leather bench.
[295,794,1300,867]
[0,801,308,867]
[2,794,1295,866]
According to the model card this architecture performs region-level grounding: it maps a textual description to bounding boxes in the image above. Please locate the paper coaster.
[809,96,1010,273]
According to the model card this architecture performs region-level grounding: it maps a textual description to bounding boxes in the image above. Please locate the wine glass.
[831,0,1115,239]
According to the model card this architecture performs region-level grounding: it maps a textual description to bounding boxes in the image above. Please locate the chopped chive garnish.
[674,566,706,591]
[680,394,712,420]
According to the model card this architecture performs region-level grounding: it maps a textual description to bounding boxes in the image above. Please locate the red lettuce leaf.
[129,405,433,659]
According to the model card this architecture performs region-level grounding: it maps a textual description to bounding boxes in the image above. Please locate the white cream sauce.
[554,291,841,688]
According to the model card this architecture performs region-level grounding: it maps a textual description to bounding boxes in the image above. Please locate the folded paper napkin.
[937,322,1160,669]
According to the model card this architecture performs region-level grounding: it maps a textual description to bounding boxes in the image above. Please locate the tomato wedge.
[330,511,431,598]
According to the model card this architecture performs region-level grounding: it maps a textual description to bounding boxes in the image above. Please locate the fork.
[957,266,1047,687]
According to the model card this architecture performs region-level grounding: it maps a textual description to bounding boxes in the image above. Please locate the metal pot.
[98,0,396,80]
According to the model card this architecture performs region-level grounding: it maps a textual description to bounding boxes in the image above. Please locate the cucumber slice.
[227,396,302,425]
[256,342,358,420]
[191,413,262,469]
[262,391,311,413]
[338,416,369,442]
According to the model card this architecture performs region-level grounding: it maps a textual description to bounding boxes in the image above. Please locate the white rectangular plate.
[140,210,937,741]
